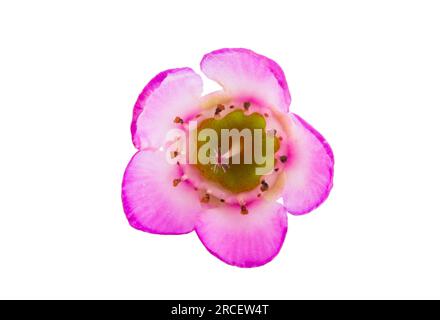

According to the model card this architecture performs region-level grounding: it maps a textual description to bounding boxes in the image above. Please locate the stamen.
[174,116,184,124]
[220,199,225,203]
[240,205,249,215]
[243,101,251,110]
[260,180,269,192]
[172,178,181,187]
[214,104,225,116]
[201,193,210,203]
[264,113,269,117]
[170,151,179,159]
[280,155,288,163]
[274,168,279,172]
[229,105,235,109]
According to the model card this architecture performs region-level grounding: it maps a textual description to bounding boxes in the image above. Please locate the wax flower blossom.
[122,48,334,268]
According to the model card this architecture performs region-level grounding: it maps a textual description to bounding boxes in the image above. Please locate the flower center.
[194,109,280,194]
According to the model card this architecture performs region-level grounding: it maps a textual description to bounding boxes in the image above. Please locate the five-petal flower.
[122,48,334,268]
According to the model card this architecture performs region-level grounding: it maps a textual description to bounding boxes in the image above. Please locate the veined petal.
[200,48,291,112]
[282,114,334,215]
[131,68,203,149]
[196,201,287,268]
[122,150,202,234]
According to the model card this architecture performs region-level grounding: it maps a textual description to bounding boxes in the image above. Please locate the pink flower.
[122,48,334,268]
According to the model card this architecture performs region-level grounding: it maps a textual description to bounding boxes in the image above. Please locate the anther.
[215,104,225,115]
[260,180,269,192]
[174,116,184,124]
[240,205,249,215]
[280,155,288,163]
[172,179,181,187]
[230,105,235,109]
[243,101,251,110]
[171,151,179,158]
[201,193,210,203]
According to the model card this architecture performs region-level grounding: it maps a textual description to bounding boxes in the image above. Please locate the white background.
[1,0,439,300]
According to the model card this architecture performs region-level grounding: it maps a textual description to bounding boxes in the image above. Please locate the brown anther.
[274,168,279,172]
[201,193,210,203]
[279,136,283,141]
[172,179,181,187]
[243,101,251,110]
[174,116,184,124]
[195,114,202,118]
[260,180,269,192]
[264,113,269,117]
[171,151,179,159]
[240,205,249,215]
[230,105,235,109]
[220,199,225,203]
[214,104,225,115]
[257,193,262,197]
[280,155,288,163]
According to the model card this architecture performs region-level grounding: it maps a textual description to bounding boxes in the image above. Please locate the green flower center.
[194,109,280,194]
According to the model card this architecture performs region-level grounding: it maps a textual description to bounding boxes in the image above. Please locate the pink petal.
[131,68,203,149]
[195,201,287,268]
[200,48,291,112]
[282,114,334,215]
[122,150,202,234]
